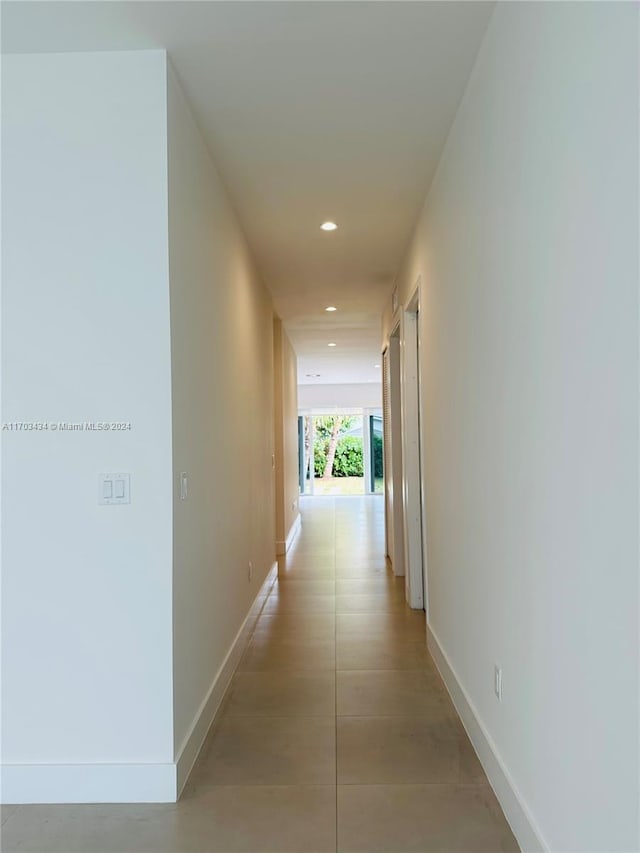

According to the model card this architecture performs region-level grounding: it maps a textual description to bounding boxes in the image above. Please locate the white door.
[389,333,405,577]
[400,289,425,609]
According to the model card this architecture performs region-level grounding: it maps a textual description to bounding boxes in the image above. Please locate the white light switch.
[99,473,130,505]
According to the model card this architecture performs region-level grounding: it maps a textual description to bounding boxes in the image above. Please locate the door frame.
[384,327,405,577]
[362,408,373,494]
[400,278,426,609]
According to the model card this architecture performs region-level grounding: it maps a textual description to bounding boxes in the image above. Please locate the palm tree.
[315,415,355,479]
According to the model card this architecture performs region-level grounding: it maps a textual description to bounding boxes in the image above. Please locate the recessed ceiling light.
[325,306,337,312]
[374,364,380,368]
[328,342,337,347]
[321,221,338,231]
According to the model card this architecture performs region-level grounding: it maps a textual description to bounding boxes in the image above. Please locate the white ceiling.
[3,1,494,385]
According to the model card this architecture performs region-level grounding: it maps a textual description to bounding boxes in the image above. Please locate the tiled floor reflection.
[2,496,518,852]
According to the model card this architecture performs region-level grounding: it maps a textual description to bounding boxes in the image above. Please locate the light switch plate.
[99,473,130,505]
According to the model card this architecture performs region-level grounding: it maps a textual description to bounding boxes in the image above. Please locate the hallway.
[3,497,517,852]
[3,5,638,848]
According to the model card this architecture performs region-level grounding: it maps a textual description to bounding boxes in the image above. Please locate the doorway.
[298,410,384,497]
[400,281,426,610]
[384,329,405,578]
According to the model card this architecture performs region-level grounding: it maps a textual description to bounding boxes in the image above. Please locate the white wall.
[387,4,639,850]
[2,51,174,800]
[2,49,280,805]
[298,382,381,411]
[167,67,276,767]
[274,318,300,552]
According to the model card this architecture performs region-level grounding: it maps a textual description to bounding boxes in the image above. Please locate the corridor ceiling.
[3,1,494,385]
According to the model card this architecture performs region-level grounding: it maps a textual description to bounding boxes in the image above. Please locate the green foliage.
[332,436,364,477]
[314,439,328,477]
[314,433,378,479]
[314,415,356,440]
[373,434,384,478]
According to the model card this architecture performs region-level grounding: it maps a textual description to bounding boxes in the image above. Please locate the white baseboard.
[427,624,548,853]
[1,762,176,804]
[1,562,279,806]
[174,560,278,797]
[276,512,301,556]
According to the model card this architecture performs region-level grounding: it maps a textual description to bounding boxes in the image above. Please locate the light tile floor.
[2,496,519,852]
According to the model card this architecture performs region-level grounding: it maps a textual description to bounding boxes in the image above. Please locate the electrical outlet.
[494,665,503,702]
[248,561,253,581]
